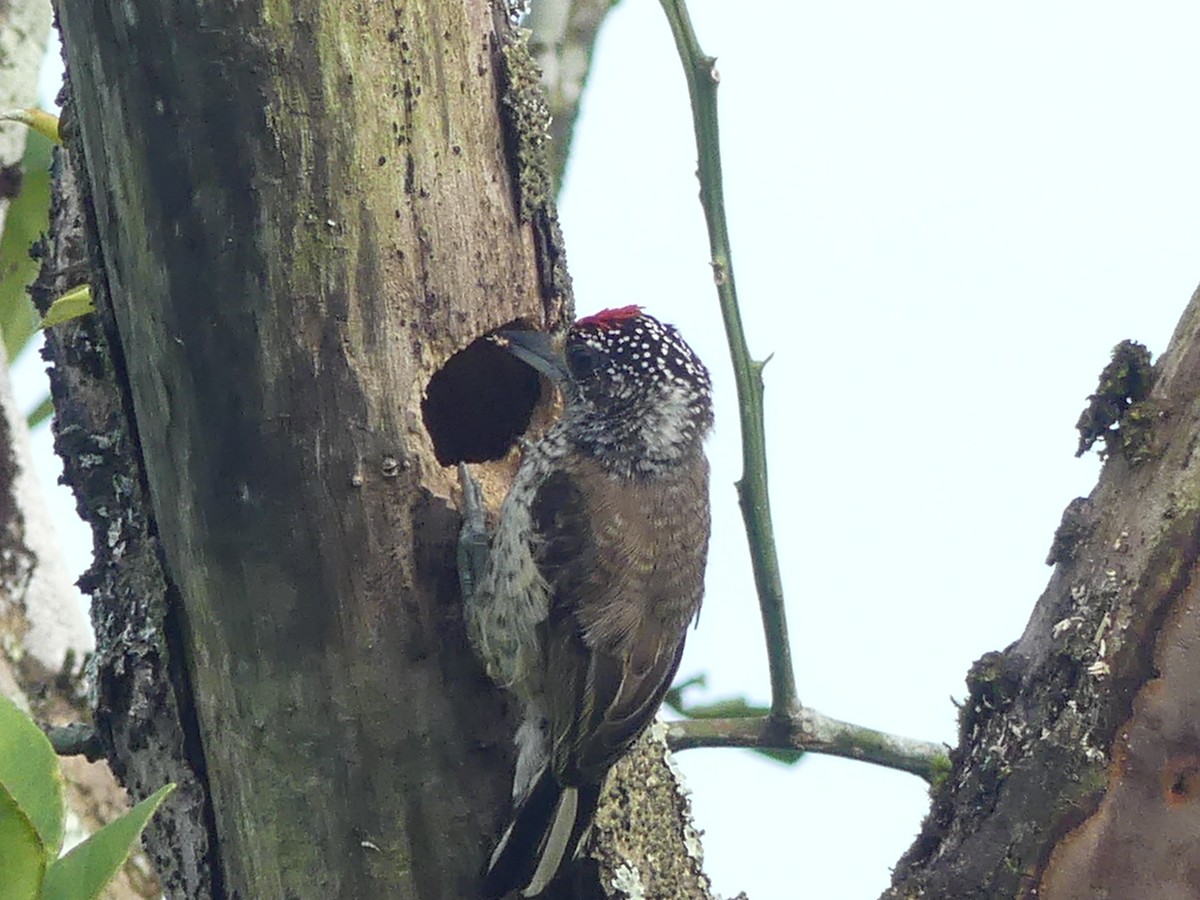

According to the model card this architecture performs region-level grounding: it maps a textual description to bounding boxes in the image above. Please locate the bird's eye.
[567,342,604,380]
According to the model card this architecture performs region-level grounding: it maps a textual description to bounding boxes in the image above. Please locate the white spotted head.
[563,306,713,475]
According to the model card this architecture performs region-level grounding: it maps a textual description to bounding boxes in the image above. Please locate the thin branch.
[658,0,798,719]
[666,712,949,784]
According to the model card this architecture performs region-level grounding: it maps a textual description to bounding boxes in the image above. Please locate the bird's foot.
[457,462,489,604]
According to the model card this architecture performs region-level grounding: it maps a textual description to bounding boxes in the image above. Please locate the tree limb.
[667,712,948,783]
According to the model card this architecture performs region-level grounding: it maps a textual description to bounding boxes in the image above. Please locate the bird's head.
[497,307,712,474]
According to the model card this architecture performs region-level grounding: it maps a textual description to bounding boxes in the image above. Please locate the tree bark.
[2,2,159,896]
[0,0,92,687]
[885,289,1200,898]
[48,0,711,897]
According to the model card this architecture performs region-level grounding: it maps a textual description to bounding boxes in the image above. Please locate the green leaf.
[41,784,174,900]
[677,697,769,719]
[40,285,93,329]
[0,784,45,900]
[25,394,52,430]
[0,694,64,860]
[754,747,805,765]
[664,673,707,714]
[0,128,52,362]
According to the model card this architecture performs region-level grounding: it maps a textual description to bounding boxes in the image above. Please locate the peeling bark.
[886,285,1200,899]
[0,0,92,677]
[2,1,158,895]
[34,113,214,897]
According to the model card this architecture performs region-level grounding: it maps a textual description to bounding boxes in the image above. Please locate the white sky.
[17,3,1200,899]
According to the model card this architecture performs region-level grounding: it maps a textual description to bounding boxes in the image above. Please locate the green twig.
[658,0,798,720]
[665,713,949,784]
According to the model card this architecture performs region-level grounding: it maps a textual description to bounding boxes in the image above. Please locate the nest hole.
[422,321,544,466]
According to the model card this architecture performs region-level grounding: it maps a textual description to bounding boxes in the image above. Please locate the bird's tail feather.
[483,768,601,898]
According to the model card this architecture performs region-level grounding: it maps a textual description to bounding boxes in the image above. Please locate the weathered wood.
[52,0,555,896]
[38,135,216,896]
[886,287,1200,898]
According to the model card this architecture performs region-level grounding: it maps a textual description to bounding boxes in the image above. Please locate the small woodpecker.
[458,306,713,898]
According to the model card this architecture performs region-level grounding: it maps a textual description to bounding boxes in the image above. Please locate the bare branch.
[666,711,948,783]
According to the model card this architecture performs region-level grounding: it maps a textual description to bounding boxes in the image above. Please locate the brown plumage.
[460,307,712,897]
[537,452,709,785]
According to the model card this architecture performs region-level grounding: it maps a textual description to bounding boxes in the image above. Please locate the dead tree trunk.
[47,0,709,898]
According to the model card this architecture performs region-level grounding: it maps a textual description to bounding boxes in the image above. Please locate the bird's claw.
[457,462,489,604]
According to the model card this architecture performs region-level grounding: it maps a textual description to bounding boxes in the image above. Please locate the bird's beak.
[493,329,570,390]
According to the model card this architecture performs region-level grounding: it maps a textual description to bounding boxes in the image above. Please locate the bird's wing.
[557,620,686,782]
[530,466,696,786]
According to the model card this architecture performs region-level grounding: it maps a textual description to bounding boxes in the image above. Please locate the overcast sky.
[18,3,1200,898]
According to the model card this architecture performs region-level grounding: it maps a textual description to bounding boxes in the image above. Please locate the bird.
[457,305,713,898]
